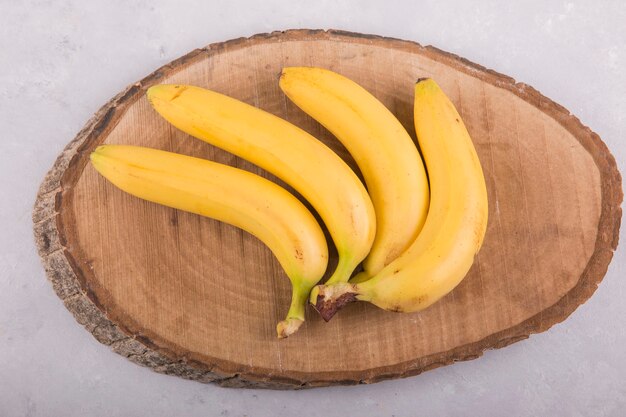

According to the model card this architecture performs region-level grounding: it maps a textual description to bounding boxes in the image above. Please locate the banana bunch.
[91,67,488,337]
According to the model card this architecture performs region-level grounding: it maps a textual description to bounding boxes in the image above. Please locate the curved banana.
[311,79,488,320]
[147,85,375,287]
[279,67,430,281]
[90,145,329,338]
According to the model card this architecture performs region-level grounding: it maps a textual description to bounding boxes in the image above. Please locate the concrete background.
[1,0,624,415]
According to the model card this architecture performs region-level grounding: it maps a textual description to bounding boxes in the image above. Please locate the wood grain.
[33,29,622,389]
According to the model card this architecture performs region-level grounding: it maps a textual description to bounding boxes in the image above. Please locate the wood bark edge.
[32,29,623,389]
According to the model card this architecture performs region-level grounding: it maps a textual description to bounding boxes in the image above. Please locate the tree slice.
[32,29,622,389]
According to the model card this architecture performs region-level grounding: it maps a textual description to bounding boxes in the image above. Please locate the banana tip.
[276,318,304,339]
[146,84,188,103]
[278,67,292,85]
[90,146,105,164]
[92,145,107,153]
[415,78,440,93]
[90,145,114,164]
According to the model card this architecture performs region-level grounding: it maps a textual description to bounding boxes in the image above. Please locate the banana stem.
[287,284,308,321]
[310,283,358,322]
[324,255,357,285]
[276,284,309,338]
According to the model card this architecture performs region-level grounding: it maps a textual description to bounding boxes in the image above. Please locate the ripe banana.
[90,145,329,338]
[279,67,430,281]
[147,85,376,286]
[310,79,488,320]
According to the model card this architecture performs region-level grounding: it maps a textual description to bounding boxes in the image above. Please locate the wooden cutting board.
[33,30,622,389]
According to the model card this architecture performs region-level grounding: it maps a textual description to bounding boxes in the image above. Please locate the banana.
[310,79,488,320]
[90,145,329,338]
[147,85,376,287]
[279,67,429,281]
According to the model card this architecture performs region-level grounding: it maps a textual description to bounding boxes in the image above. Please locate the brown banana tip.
[278,68,289,82]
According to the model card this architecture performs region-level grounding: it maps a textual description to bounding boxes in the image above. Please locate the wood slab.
[33,30,622,389]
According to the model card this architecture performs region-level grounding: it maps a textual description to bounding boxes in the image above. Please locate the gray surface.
[1,0,624,415]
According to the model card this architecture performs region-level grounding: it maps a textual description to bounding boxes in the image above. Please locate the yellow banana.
[90,145,329,338]
[311,79,488,320]
[147,85,375,287]
[279,67,430,282]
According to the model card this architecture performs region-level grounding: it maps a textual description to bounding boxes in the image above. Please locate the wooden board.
[33,30,622,389]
